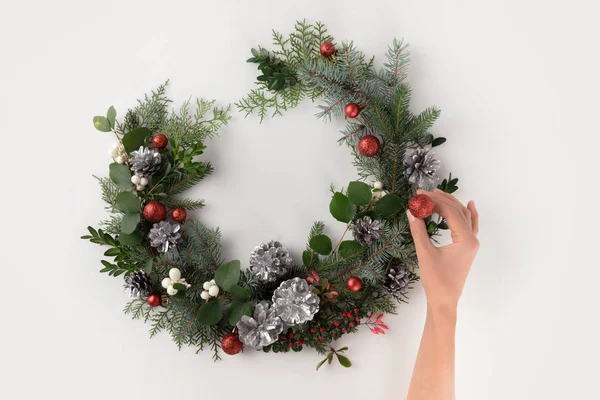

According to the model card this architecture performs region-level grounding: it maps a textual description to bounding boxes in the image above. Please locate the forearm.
[407,305,457,400]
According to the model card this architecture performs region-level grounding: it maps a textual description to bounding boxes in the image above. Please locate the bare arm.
[406,190,480,400]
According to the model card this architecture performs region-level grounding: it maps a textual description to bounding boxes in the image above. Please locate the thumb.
[406,210,434,255]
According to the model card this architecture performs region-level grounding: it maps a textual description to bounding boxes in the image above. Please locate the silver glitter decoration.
[272,277,319,325]
[249,240,293,282]
[236,301,284,350]
[129,146,162,177]
[148,221,181,253]
[403,142,440,187]
[383,260,417,294]
[352,216,382,246]
[123,270,152,297]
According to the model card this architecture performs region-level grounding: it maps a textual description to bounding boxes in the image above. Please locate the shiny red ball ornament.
[151,134,169,150]
[171,207,187,223]
[346,276,362,292]
[146,293,162,307]
[408,194,435,219]
[357,135,381,157]
[320,41,336,57]
[221,332,244,355]
[344,103,361,118]
[143,201,167,223]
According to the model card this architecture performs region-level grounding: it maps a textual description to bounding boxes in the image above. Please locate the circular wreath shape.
[83,20,459,370]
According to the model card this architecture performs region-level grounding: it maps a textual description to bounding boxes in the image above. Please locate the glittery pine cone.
[403,142,440,187]
[272,277,319,325]
[129,146,162,177]
[352,216,382,246]
[148,221,181,253]
[383,260,417,294]
[123,270,152,297]
[236,301,284,350]
[249,241,293,282]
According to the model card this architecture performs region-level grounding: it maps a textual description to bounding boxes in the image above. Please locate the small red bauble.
[320,41,336,57]
[346,276,363,292]
[147,293,162,307]
[221,332,244,355]
[344,103,361,118]
[171,207,187,223]
[151,134,168,150]
[358,135,380,157]
[143,201,167,223]
[408,194,435,219]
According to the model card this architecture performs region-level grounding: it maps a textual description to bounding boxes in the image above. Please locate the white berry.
[210,279,216,285]
[161,278,172,289]
[203,281,212,290]
[208,285,219,297]
[108,147,118,158]
[167,286,178,296]
[373,181,383,190]
[140,177,149,186]
[135,184,145,191]
[115,156,124,164]
[131,175,141,185]
[200,291,210,300]
[169,268,182,281]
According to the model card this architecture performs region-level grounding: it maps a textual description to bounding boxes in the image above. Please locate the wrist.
[427,302,458,322]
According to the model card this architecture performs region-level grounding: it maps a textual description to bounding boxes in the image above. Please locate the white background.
[1,0,598,399]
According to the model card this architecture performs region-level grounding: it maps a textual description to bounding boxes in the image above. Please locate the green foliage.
[93,116,111,132]
[347,181,372,206]
[214,260,241,291]
[120,213,140,234]
[197,300,222,325]
[121,127,151,152]
[106,106,117,128]
[109,163,132,190]
[329,192,356,223]
[437,173,459,193]
[115,191,139,213]
[309,234,333,255]
[247,47,298,90]
[374,193,403,217]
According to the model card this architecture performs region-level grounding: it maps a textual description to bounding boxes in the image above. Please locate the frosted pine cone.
[249,241,292,282]
[352,217,382,246]
[148,221,181,253]
[236,301,284,350]
[129,146,162,177]
[403,142,440,187]
[272,278,319,325]
[383,260,417,294]
[123,270,152,297]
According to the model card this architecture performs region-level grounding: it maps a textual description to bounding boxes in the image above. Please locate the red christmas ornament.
[408,194,435,219]
[143,201,167,223]
[358,135,380,157]
[344,103,361,118]
[346,276,363,292]
[320,41,336,57]
[221,332,243,355]
[146,293,162,307]
[151,134,169,150]
[171,207,187,223]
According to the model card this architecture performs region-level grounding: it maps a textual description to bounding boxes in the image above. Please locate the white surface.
[0,1,597,399]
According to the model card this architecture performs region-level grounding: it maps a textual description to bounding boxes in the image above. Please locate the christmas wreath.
[83,21,459,370]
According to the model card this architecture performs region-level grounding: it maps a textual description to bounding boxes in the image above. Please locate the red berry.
[408,194,435,219]
[280,334,286,339]
[320,327,326,332]
[355,317,360,323]
[310,328,317,333]
[318,336,324,341]
[353,308,359,314]
[288,341,294,347]
[288,333,295,339]
[342,327,347,333]
[333,321,340,327]
[349,322,355,328]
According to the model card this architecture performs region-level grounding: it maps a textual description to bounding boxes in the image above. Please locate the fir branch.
[183,221,223,272]
[163,196,205,211]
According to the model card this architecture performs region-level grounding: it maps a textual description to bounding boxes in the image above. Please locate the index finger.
[417,190,471,234]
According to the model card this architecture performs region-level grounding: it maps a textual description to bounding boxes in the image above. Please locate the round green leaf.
[338,240,366,258]
[374,193,403,218]
[347,181,372,206]
[116,191,140,213]
[118,231,141,246]
[329,192,356,223]
[336,354,352,368]
[214,260,241,291]
[120,212,140,234]
[172,282,188,291]
[197,300,222,326]
[109,163,132,189]
[106,106,117,128]
[309,234,333,255]
[93,116,111,132]
[121,127,151,153]
[229,285,250,301]
[227,301,252,326]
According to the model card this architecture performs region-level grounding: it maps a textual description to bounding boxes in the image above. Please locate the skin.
[406,189,480,400]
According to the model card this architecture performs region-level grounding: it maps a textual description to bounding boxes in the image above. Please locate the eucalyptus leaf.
[172,282,187,291]
[116,192,140,213]
[106,106,117,128]
[309,234,332,255]
[229,285,250,301]
[214,260,241,291]
[109,163,132,189]
[197,300,222,325]
[347,181,372,206]
[227,301,252,325]
[93,116,111,132]
[329,192,356,223]
[374,193,403,217]
[118,231,141,246]
[338,240,365,259]
[121,127,151,153]
[120,212,140,234]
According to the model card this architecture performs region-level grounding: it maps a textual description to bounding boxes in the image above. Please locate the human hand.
[407,189,480,312]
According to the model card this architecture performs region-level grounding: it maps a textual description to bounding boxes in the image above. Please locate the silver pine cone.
[249,240,293,282]
[129,146,162,177]
[352,216,382,246]
[403,142,440,187]
[123,270,152,297]
[236,301,284,350]
[148,221,181,253]
[383,260,417,294]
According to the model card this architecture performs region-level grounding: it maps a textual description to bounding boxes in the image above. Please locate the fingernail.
[406,210,416,222]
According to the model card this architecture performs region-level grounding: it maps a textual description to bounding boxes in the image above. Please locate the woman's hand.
[407,189,480,312]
